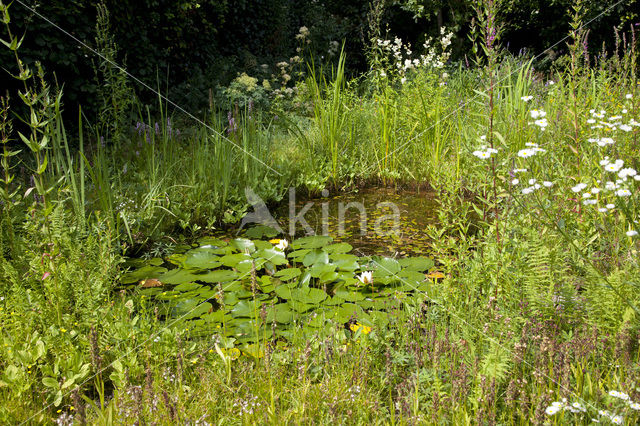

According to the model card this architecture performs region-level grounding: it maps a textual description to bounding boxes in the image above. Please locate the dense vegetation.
[1,0,640,424]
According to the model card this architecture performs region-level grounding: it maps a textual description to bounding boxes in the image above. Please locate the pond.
[120,188,443,351]
[272,187,440,257]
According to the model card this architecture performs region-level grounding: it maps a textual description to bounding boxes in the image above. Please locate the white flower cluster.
[529,109,548,130]
[375,27,454,83]
[545,399,586,416]
[472,143,498,160]
[517,142,546,158]
[587,106,640,132]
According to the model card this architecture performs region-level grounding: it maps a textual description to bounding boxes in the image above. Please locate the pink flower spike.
[42,272,51,281]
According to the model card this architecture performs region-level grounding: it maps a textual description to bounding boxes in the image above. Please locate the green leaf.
[42,377,58,389]
[197,269,239,283]
[398,257,434,272]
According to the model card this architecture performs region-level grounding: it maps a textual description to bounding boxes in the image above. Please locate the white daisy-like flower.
[587,118,596,124]
[521,95,533,102]
[582,192,592,198]
[609,115,622,121]
[530,109,547,119]
[629,402,640,410]
[619,124,632,132]
[619,168,637,179]
[512,178,519,185]
[626,93,633,99]
[591,188,601,194]
[522,187,534,195]
[583,199,597,205]
[610,415,623,425]
[513,168,528,173]
[605,181,618,190]
[626,230,638,237]
[473,150,491,159]
[543,181,553,187]
[545,405,561,415]
[572,183,588,193]
[616,189,632,197]
[598,207,608,212]
[518,148,536,158]
[528,178,537,185]
[605,160,624,173]
[534,118,549,129]
[606,203,615,209]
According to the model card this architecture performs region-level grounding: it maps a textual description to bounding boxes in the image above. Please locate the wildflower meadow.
[1,0,640,424]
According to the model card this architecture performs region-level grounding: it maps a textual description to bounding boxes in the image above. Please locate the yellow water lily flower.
[350,322,372,335]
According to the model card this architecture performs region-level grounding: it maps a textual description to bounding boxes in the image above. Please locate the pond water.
[271,187,439,257]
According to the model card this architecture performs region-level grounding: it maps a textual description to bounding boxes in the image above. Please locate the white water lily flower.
[357,271,373,285]
[626,230,638,237]
[273,239,289,251]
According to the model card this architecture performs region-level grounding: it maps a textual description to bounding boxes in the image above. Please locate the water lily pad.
[231,300,262,318]
[274,267,302,281]
[160,269,203,285]
[244,225,279,239]
[398,257,434,272]
[309,263,336,278]
[334,290,366,302]
[373,257,401,275]
[230,238,255,253]
[325,242,353,254]
[121,265,168,284]
[292,235,333,249]
[303,249,329,266]
[197,269,239,283]
[265,303,294,323]
[287,248,311,261]
[220,253,252,268]
[174,282,202,292]
[254,248,288,266]
[183,250,221,270]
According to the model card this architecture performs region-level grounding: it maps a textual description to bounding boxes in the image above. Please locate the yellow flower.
[269,239,281,244]
[349,322,372,335]
[60,328,67,333]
